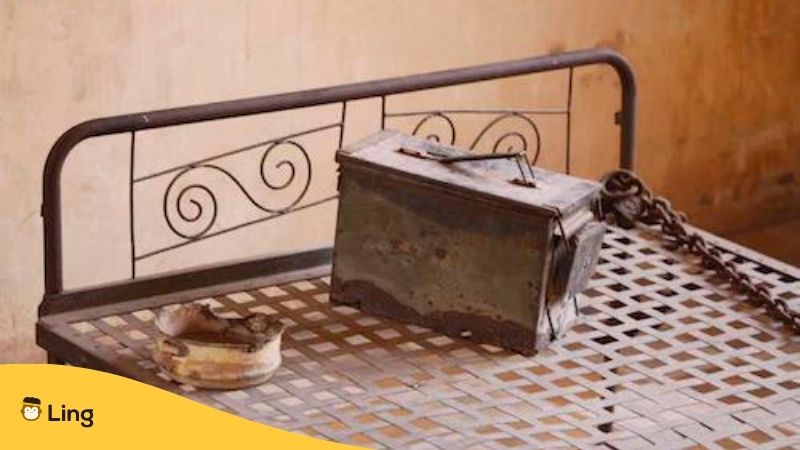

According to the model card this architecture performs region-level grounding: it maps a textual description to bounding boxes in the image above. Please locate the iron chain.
[597,169,800,334]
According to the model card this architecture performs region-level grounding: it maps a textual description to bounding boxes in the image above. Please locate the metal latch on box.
[397,147,538,188]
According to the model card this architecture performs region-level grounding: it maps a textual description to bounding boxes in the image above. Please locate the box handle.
[397,147,538,187]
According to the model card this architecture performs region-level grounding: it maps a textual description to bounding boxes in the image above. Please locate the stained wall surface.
[1,1,799,362]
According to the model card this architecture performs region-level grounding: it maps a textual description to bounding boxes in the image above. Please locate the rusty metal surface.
[331,166,553,354]
[38,225,800,449]
[332,132,603,354]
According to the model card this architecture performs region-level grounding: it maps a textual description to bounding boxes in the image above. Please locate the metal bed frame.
[37,49,800,449]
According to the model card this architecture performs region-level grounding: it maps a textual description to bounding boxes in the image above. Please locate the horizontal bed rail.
[41,47,636,309]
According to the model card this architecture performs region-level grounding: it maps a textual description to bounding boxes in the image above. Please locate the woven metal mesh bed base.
[54,226,800,449]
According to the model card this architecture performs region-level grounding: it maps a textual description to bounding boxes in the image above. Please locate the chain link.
[597,169,800,334]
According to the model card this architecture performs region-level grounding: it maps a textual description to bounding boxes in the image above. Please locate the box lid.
[337,131,600,218]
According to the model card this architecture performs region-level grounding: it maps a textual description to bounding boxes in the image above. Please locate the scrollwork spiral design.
[469,113,541,165]
[410,112,457,145]
[163,178,219,240]
[163,140,312,240]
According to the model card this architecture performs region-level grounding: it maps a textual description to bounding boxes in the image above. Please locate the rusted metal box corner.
[331,131,604,355]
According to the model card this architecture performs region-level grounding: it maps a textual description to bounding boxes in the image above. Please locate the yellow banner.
[1,364,361,449]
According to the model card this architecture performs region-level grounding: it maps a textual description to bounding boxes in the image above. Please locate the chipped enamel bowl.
[152,304,285,390]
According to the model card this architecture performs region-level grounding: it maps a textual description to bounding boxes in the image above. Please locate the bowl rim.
[156,331,282,351]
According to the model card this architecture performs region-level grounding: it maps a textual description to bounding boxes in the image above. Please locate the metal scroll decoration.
[162,140,312,240]
[411,112,457,145]
[403,111,542,166]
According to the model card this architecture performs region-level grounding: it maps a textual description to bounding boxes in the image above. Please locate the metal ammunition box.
[331,131,604,355]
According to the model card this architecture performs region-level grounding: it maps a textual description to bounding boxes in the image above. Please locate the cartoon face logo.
[22,397,41,421]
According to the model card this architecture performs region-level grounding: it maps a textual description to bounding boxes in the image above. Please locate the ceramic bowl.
[152,304,285,390]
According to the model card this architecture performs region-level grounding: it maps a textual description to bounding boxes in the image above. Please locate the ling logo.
[22,397,41,421]
[20,396,94,428]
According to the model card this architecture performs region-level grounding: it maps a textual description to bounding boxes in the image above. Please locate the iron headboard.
[40,47,636,315]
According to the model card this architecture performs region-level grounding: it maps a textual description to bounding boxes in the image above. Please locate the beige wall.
[2,0,799,362]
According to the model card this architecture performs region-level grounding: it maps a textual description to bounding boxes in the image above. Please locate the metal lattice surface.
[46,225,800,449]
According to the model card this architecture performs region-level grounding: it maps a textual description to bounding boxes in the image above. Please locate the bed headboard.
[40,48,636,315]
